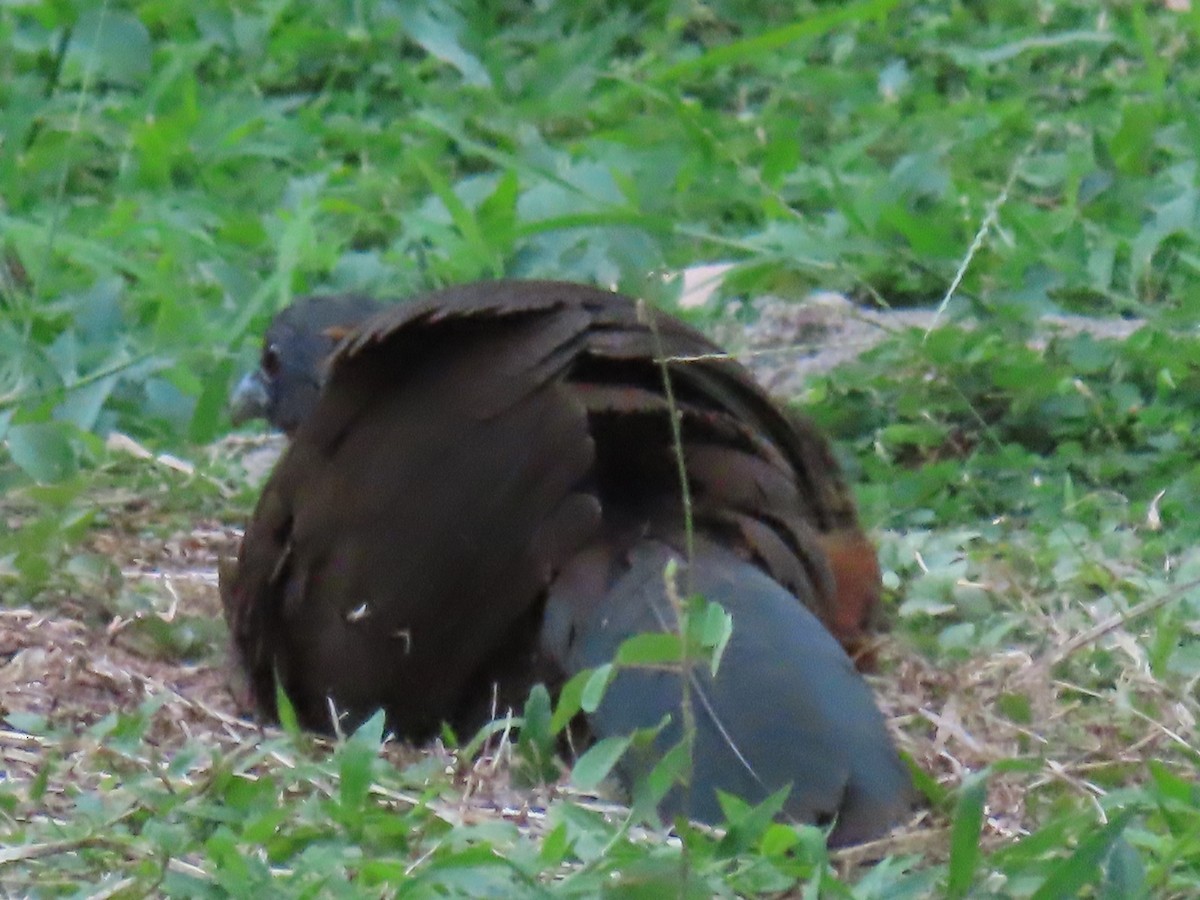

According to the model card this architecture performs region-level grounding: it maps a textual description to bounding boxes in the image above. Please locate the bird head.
[229,294,384,434]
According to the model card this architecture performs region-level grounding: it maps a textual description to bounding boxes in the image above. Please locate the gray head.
[229,294,385,434]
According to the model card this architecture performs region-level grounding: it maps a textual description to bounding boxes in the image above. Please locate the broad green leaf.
[6,423,78,483]
[716,786,790,855]
[274,677,300,736]
[1030,809,1138,900]
[1100,836,1147,900]
[550,668,590,733]
[570,735,630,791]
[946,771,988,898]
[631,736,691,821]
[54,373,118,431]
[515,684,558,784]
[697,599,733,675]
[580,664,613,713]
[615,632,686,666]
[339,710,384,817]
[396,6,490,87]
[64,9,153,87]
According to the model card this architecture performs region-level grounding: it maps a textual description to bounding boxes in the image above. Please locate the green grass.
[2,0,1200,896]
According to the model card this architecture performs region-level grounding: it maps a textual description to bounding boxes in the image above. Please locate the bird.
[221,279,912,845]
[227,290,884,661]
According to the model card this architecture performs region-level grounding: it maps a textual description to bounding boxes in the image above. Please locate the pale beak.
[228,370,270,425]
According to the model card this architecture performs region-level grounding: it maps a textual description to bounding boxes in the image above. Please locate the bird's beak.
[228,369,270,426]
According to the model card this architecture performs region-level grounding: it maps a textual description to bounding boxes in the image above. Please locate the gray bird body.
[544,536,912,846]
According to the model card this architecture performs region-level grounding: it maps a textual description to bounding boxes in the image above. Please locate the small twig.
[1040,577,1200,669]
[638,299,697,892]
[0,836,123,867]
[639,300,695,579]
[1051,678,1197,755]
[0,352,158,411]
[924,128,1046,338]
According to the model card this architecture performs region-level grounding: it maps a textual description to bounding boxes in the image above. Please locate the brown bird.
[222,280,911,845]
[228,291,884,660]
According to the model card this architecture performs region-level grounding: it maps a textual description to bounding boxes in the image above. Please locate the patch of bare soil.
[0,516,249,810]
[719,292,1145,397]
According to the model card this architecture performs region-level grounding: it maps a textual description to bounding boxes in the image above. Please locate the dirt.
[720,291,1145,397]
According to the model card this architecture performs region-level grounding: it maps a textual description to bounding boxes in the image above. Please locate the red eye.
[262,345,282,377]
